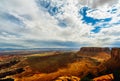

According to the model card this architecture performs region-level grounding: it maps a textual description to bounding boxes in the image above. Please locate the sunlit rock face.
[77,47,110,56]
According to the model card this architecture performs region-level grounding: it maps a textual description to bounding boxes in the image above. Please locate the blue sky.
[0,0,120,49]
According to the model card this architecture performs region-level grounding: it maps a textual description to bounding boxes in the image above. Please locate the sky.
[0,0,120,49]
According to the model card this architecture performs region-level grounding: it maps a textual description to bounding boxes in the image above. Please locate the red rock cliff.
[80,47,120,79]
[77,47,110,56]
[111,48,120,61]
[80,47,110,52]
[105,48,120,70]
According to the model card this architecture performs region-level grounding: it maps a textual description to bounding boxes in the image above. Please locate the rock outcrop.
[111,48,120,61]
[77,47,110,57]
[83,47,120,80]
[105,48,120,70]
[0,78,14,81]
[0,60,20,70]
[80,47,110,53]
[0,58,24,81]
[55,76,80,81]
[0,68,24,78]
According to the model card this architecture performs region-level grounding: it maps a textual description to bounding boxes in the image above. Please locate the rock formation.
[0,78,14,81]
[83,48,120,81]
[0,59,24,81]
[105,48,120,70]
[0,68,24,78]
[111,48,120,62]
[55,76,80,81]
[0,60,20,70]
[80,47,110,53]
[77,47,110,57]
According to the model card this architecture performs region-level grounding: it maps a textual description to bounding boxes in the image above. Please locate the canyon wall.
[111,48,120,61]
[77,47,110,57]
[82,47,120,80]
[77,47,120,70]
[80,47,110,53]
[105,48,120,70]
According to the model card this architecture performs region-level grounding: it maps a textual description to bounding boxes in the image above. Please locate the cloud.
[0,0,120,48]
[79,0,119,8]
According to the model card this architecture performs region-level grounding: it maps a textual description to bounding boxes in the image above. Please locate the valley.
[0,47,119,81]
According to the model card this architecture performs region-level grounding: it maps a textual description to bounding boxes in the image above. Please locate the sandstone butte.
[77,47,120,81]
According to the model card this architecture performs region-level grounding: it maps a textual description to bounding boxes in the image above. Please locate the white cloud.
[90,26,120,46]
[0,0,120,48]
[79,0,119,8]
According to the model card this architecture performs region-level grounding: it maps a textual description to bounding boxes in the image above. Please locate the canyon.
[0,47,120,81]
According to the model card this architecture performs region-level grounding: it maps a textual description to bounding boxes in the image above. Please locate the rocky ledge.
[80,47,110,53]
